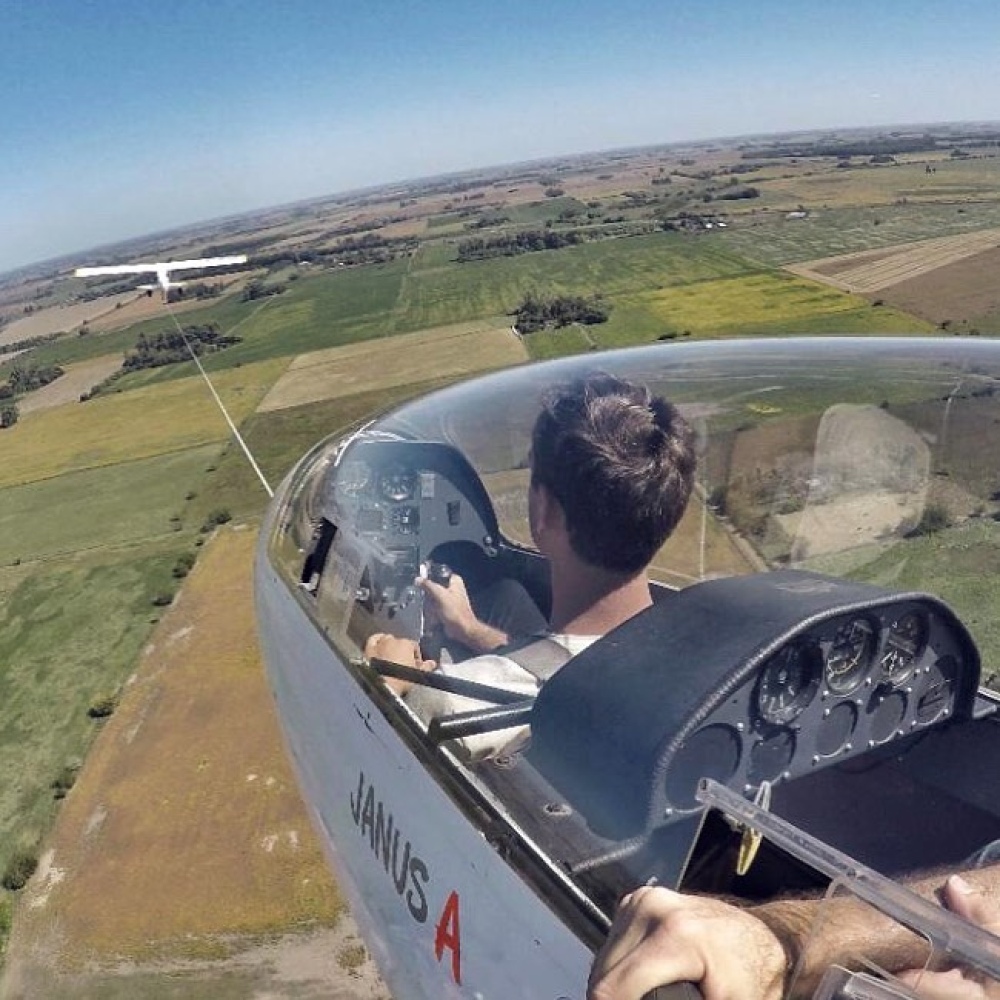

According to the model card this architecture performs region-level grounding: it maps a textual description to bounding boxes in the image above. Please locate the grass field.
[0,542,188,874]
[0,446,219,566]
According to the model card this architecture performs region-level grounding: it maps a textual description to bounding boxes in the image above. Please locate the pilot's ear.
[533,482,565,536]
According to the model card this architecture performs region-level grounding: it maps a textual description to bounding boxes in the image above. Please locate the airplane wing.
[75,264,160,277]
[74,255,247,278]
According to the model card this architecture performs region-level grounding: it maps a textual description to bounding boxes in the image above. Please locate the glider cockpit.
[259,339,1000,997]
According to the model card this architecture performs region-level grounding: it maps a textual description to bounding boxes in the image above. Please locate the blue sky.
[3,0,999,274]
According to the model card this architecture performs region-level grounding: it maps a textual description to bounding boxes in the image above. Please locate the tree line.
[457,229,583,262]
[121,325,241,372]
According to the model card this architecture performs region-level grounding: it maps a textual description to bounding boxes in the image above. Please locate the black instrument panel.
[661,598,972,812]
[529,570,982,841]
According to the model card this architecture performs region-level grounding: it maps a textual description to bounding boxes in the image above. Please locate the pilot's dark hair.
[530,372,696,574]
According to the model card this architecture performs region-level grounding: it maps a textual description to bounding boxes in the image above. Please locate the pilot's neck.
[547,553,652,637]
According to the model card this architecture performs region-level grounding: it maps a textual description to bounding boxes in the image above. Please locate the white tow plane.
[74,254,247,300]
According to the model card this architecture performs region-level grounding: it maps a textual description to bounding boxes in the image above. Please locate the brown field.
[875,245,1000,326]
[0,293,140,346]
[258,319,527,412]
[787,228,1000,293]
[17,355,123,416]
[2,526,387,998]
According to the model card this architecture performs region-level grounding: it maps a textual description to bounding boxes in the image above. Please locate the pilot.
[365,371,697,758]
[586,864,1000,1000]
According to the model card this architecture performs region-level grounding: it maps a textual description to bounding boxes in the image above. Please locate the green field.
[0,446,220,565]
[0,543,188,871]
[717,201,1000,266]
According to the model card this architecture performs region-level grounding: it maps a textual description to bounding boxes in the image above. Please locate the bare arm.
[756,864,1000,997]
[588,866,1000,1000]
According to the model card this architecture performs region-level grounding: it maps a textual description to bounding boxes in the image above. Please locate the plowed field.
[788,228,1000,293]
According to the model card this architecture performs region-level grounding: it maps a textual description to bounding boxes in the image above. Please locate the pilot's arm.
[588,867,1000,1000]
[419,573,510,654]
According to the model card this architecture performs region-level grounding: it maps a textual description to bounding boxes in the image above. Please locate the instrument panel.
[662,599,972,811]
[310,440,497,635]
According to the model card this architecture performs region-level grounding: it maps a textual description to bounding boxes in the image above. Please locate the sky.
[3,0,999,274]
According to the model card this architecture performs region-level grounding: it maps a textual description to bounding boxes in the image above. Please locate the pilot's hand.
[416,572,505,654]
[588,886,787,1000]
[897,876,1000,999]
[364,633,434,673]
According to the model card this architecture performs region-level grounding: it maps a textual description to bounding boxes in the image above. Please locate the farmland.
[1,121,1000,994]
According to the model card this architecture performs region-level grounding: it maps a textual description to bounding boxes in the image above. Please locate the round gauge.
[825,617,877,694]
[815,702,858,758]
[379,464,419,502]
[662,724,742,811]
[748,729,796,784]
[755,642,822,726]
[869,689,908,744]
[915,655,958,725]
[880,610,929,686]
[335,459,372,497]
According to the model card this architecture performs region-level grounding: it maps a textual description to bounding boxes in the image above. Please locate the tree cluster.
[122,325,241,372]
[457,229,583,262]
[241,278,287,301]
[0,363,64,400]
[512,294,610,334]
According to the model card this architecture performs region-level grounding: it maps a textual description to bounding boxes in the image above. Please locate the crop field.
[758,156,1000,211]
[1,529,382,999]
[638,272,931,336]
[395,232,762,332]
[717,201,1000,266]
[259,318,526,412]
[0,358,285,490]
[789,229,1000,294]
[524,272,930,359]
[877,246,1000,329]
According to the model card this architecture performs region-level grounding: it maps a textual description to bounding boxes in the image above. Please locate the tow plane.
[74,254,247,300]
[255,338,1000,999]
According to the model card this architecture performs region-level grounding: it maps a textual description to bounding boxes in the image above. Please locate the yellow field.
[258,319,527,412]
[8,527,343,965]
[0,357,286,489]
[642,272,863,333]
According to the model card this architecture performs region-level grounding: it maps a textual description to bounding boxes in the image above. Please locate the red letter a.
[434,890,461,985]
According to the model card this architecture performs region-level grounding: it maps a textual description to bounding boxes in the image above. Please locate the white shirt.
[406,634,597,761]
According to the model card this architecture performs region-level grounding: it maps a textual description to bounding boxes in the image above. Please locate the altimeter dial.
[825,617,877,694]
[755,642,822,725]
